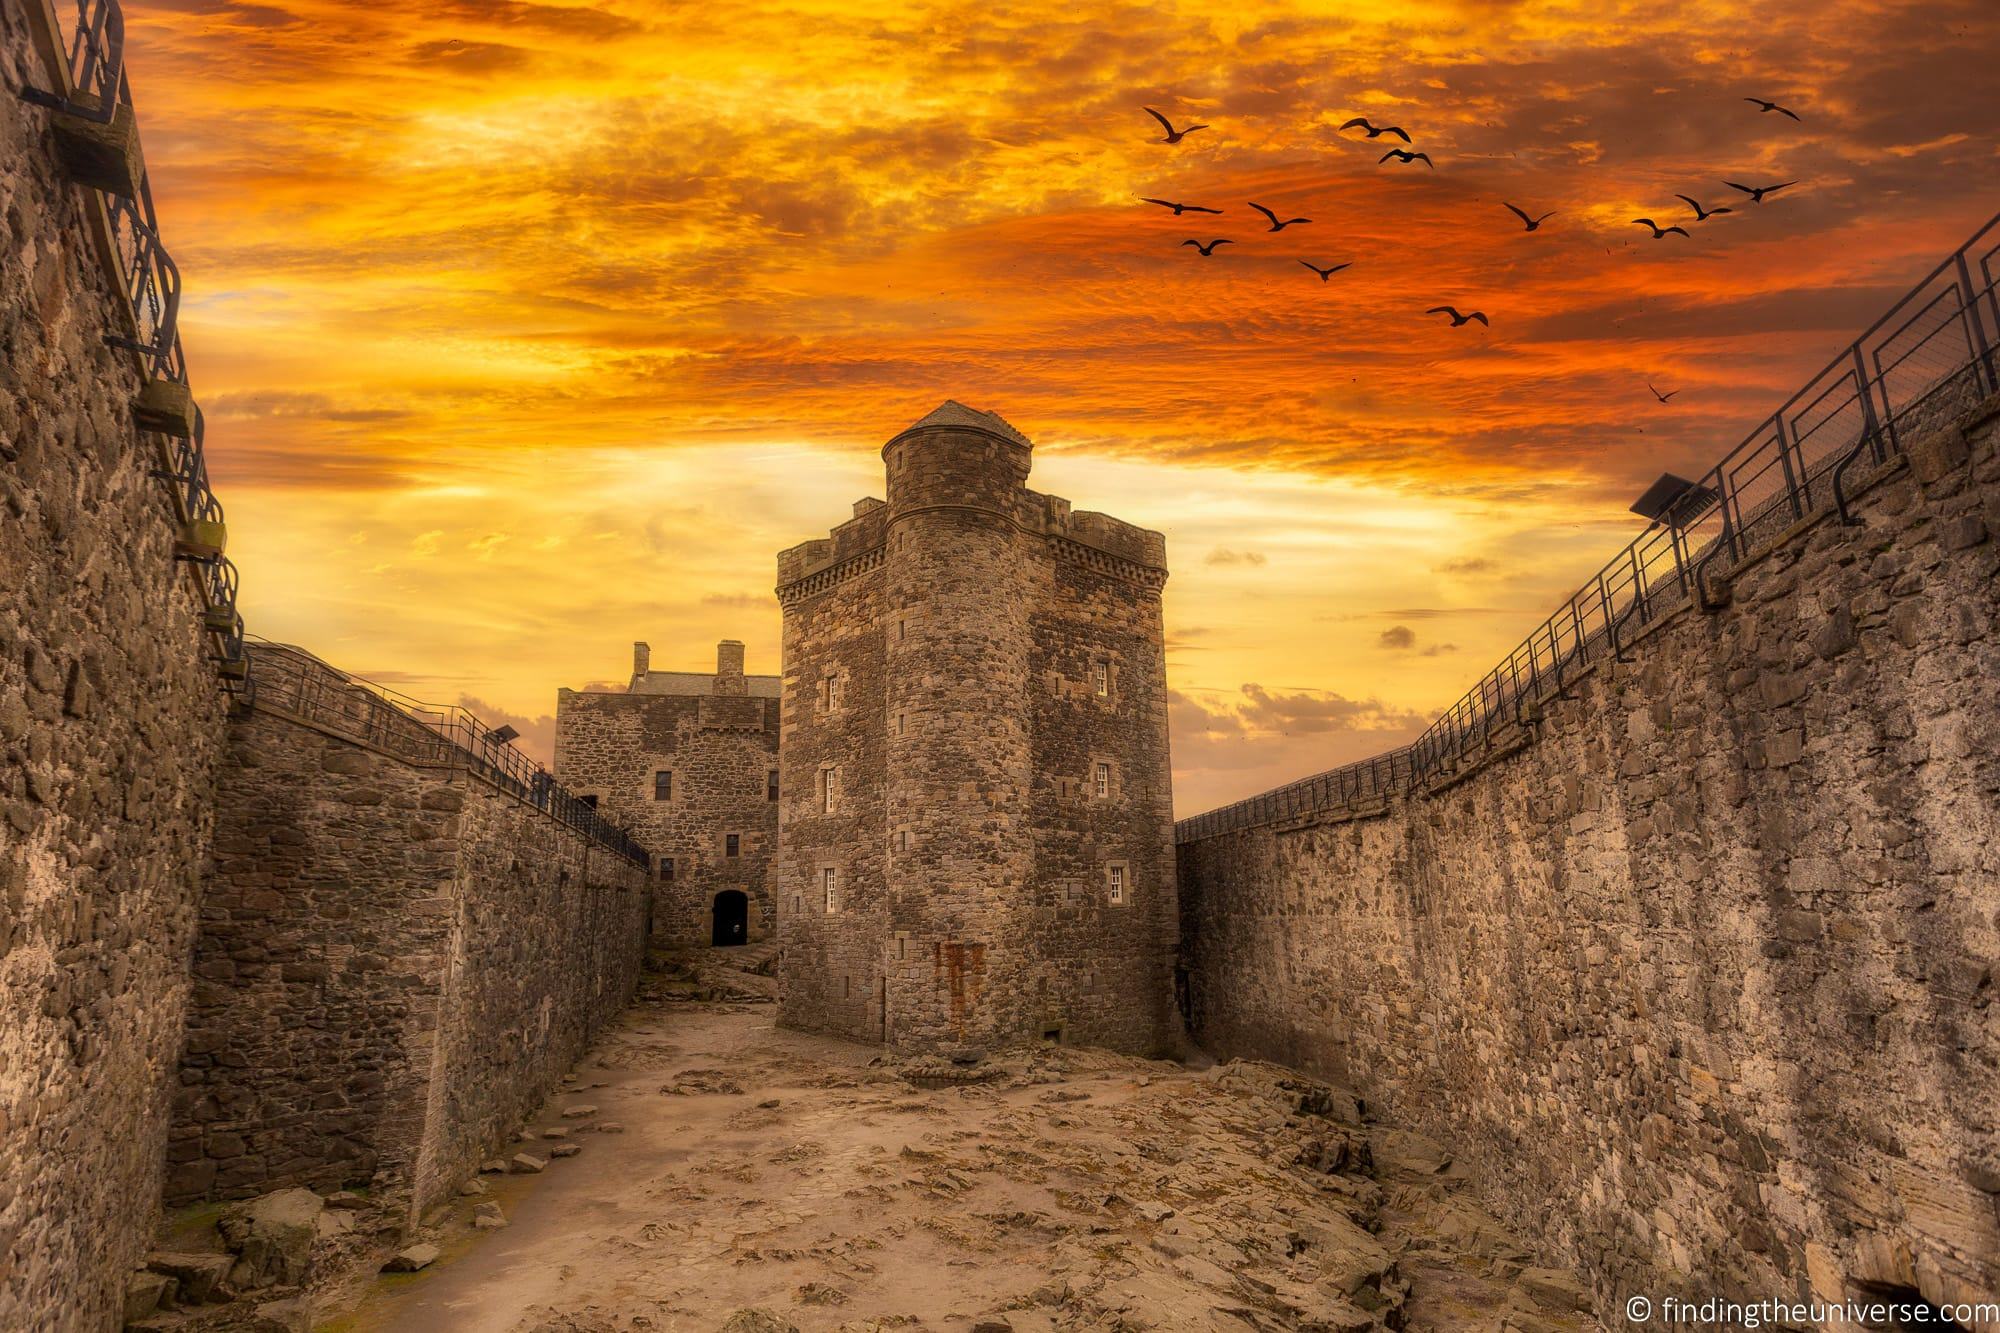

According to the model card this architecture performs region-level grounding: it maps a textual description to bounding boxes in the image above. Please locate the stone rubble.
[325,959,1603,1332]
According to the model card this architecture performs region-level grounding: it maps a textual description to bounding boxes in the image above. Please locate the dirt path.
[334,956,1602,1333]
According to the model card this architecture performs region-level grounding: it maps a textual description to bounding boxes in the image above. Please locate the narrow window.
[842,976,852,999]
[898,620,907,641]
[726,833,740,857]
[791,893,801,915]
[823,767,838,814]
[823,866,839,914]
[1094,763,1110,798]
[828,675,844,710]
[897,829,910,852]
[654,770,672,801]
[659,856,675,882]
[894,712,906,736]
[1092,663,1109,698]
[1107,863,1126,905]
[767,769,779,801]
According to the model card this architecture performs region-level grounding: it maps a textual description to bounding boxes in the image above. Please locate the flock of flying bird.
[1137,98,1808,385]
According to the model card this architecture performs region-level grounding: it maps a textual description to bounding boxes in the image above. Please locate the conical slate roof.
[898,399,1031,445]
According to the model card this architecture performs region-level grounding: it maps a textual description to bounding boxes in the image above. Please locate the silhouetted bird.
[1744,97,1801,121]
[1506,203,1556,231]
[1182,238,1233,256]
[1380,149,1434,169]
[1675,193,1732,221]
[1426,306,1488,326]
[1633,218,1690,238]
[1339,117,1411,142]
[1725,179,1797,203]
[1249,203,1310,231]
[1649,382,1680,403]
[1299,261,1352,281]
[1139,197,1221,215]
[1145,107,1209,143]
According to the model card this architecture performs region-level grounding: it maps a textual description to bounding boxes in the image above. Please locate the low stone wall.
[169,664,648,1221]
[0,11,229,1327]
[1179,402,2000,1322]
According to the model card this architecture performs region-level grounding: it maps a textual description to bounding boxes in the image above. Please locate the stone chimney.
[631,641,650,686]
[714,640,746,696]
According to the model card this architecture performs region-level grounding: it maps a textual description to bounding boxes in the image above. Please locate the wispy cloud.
[118,0,2000,818]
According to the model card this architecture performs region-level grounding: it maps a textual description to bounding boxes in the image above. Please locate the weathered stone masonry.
[170,646,649,1222]
[1179,403,2000,1321]
[776,401,1179,1056]
[0,7,227,1326]
[556,640,781,948]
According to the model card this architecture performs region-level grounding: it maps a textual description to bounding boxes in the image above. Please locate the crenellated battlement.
[777,402,1167,602]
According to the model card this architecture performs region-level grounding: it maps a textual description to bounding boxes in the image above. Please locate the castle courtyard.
[338,953,1594,1333]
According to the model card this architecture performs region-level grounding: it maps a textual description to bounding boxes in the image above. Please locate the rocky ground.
[307,949,1602,1333]
[124,949,1602,1332]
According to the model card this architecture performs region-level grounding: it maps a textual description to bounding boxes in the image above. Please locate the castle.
[555,640,781,947]
[772,401,1179,1053]
[4,2,1998,1325]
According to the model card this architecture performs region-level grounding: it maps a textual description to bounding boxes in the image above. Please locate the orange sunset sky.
[125,0,1999,815]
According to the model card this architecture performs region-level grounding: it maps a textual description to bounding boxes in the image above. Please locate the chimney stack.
[632,641,650,686]
[714,640,747,695]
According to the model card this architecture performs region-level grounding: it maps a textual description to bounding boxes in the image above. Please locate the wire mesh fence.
[1179,209,2000,845]
[247,643,650,868]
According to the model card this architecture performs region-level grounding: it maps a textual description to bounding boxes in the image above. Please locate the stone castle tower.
[775,401,1178,1055]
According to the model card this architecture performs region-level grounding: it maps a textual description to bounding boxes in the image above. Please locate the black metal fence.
[22,0,248,687]
[1179,209,2000,844]
[247,643,651,868]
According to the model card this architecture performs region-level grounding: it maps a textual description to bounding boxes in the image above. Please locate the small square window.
[659,856,675,882]
[823,866,839,914]
[1092,663,1110,698]
[767,769,779,801]
[653,771,672,801]
[1094,763,1110,798]
[726,833,740,857]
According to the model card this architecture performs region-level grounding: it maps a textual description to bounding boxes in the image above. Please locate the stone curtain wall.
[1178,402,2000,1319]
[413,785,646,1215]
[171,684,647,1221]
[0,12,228,1328]
[169,705,459,1204]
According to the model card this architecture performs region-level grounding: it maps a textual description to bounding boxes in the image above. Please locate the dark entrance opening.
[711,890,748,947]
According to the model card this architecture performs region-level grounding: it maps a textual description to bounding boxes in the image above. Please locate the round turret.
[882,400,1031,518]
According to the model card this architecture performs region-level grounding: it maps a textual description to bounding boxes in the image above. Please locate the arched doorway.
[711,890,748,946]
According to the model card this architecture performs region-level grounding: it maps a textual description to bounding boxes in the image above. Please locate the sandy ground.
[331,953,1603,1333]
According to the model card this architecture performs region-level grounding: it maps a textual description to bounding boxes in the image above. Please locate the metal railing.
[21,0,247,688]
[246,642,651,868]
[1179,209,2000,844]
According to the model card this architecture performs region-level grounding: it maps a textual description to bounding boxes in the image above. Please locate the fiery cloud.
[119,0,2000,812]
